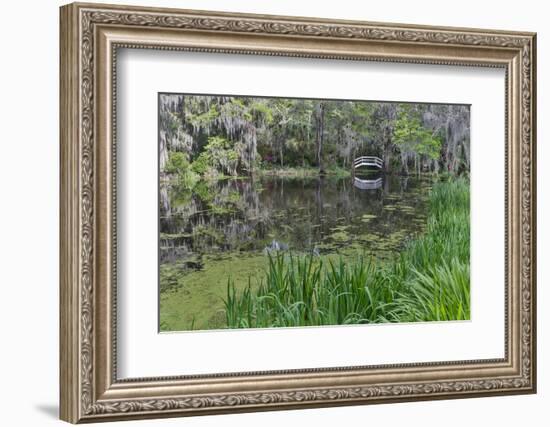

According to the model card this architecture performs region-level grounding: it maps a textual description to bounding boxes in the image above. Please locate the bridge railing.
[353,156,383,169]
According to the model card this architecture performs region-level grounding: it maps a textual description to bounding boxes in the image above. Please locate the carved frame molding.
[60,2,536,423]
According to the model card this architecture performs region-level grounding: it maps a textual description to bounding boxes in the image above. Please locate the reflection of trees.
[315,177,324,234]
[399,176,410,193]
[160,179,270,263]
[159,185,170,216]
[160,176,432,266]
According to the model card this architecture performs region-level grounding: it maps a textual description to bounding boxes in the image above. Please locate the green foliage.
[390,259,470,322]
[160,93,468,178]
[224,254,397,328]
[205,136,239,176]
[164,151,188,174]
[223,178,470,327]
[190,153,210,175]
[393,107,442,160]
[187,104,219,129]
[164,151,199,190]
[189,136,239,177]
[385,178,470,321]
[249,100,274,123]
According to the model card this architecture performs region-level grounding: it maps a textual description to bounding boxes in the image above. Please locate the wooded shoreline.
[160,94,470,185]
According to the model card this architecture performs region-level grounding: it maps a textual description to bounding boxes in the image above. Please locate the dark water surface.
[159,174,432,330]
[160,174,431,266]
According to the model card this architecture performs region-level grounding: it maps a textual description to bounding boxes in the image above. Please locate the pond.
[159,173,432,331]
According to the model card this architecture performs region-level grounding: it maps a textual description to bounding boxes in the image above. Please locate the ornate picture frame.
[60,2,536,423]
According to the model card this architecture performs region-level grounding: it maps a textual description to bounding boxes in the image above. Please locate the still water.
[159,174,431,330]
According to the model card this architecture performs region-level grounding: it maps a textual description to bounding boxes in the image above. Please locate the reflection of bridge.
[353,156,383,170]
[353,176,383,190]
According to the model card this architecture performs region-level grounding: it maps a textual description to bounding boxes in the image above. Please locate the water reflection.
[353,174,383,190]
[159,175,431,271]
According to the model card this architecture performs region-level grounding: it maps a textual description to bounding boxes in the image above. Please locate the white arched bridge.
[353,156,383,170]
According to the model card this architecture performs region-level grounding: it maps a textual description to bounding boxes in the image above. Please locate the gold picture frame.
[60,2,537,423]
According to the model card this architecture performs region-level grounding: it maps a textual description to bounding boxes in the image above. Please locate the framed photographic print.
[59,2,537,423]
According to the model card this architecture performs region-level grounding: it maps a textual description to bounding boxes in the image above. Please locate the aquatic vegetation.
[160,253,268,331]
[330,231,350,242]
[224,254,395,327]
[223,178,470,327]
[388,258,470,322]
[361,214,377,223]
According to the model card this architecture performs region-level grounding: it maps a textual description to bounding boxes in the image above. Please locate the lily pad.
[330,231,350,242]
